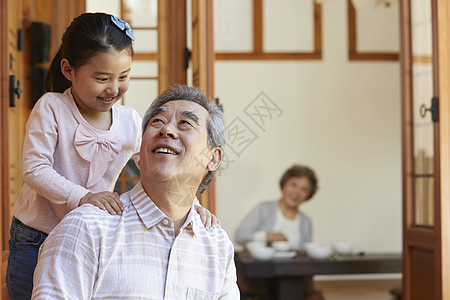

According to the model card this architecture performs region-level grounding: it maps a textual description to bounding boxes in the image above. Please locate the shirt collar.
[129,181,201,236]
[182,203,201,237]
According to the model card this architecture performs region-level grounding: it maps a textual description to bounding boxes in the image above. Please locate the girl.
[7,13,216,299]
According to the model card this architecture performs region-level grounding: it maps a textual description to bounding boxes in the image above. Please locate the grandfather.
[32,85,239,299]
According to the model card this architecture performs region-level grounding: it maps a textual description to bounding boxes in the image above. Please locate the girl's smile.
[61,49,132,129]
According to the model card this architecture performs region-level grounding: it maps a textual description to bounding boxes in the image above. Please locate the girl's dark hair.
[279,164,318,200]
[45,12,134,92]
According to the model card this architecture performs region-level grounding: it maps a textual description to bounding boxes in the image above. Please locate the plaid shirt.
[32,182,239,299]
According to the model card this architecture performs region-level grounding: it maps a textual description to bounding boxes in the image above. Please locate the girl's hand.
[195,205,221,230]
[79,191,123,215]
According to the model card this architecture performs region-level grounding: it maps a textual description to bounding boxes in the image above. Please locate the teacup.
[333,242,353,255]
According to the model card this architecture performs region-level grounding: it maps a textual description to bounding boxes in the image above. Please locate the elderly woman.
[235,164,318,251]
[235,164,323,300]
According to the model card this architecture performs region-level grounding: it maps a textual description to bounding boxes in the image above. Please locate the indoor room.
[1,0,449,299]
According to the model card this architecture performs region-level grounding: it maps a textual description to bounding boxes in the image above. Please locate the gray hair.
[142,85,226,193]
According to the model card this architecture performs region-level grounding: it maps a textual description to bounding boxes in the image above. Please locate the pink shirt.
[13,88,142,234]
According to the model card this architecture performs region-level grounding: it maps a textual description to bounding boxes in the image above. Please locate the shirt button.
[167,285,173,291]
[162,219,169,226]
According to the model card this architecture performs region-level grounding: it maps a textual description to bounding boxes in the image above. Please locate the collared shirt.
[32,182,240,300]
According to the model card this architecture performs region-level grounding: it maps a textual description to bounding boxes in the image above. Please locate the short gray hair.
[142,85,226,193]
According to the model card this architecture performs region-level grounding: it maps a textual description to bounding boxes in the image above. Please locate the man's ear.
[207,148,222,172]
[60,58,74,81]
[135,154,141,170]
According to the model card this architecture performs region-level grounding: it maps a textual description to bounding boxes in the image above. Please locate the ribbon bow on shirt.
[74,122,123,189]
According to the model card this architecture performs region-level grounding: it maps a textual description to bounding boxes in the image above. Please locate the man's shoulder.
[64,203,112,225]
[193,218,234,250]
[64,190,133,225]
[56,202,127,240]
[200,224,232,239]
[191,228,235,266]
[46,204,109,242]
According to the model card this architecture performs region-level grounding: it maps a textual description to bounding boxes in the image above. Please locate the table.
[235,251,402,300]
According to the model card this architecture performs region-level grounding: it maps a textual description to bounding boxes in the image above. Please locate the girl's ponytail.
[45,47,71,93]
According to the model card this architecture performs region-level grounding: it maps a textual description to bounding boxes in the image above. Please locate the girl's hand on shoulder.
[79,191,123,215]
[195,205,221,230]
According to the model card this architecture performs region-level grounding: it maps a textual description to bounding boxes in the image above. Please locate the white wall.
[214,0,402,260]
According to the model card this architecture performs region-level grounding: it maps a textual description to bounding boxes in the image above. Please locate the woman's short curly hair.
[279,164,318,200]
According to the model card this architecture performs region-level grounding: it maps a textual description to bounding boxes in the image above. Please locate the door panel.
[410,248,435,300]
[401,0,440,298]
[401,0,450,298]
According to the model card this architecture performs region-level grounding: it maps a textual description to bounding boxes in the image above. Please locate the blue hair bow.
[111,15,135,41]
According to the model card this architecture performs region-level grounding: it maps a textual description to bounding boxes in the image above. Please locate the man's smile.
[153,146,180,155]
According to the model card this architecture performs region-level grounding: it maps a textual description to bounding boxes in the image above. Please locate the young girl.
[7,13,216,299]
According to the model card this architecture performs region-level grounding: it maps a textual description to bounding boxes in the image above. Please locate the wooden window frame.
[348,0,398,61]
[215,0,322,60]
[121,0,158,61]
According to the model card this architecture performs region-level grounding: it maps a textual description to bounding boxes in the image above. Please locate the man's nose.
[158,122,178,139]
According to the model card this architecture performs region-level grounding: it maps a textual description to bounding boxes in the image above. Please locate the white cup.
[333,242,353,255]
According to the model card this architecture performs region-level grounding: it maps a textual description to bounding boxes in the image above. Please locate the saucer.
[273,251,297,259]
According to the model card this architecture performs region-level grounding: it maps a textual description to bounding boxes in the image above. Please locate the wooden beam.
[253,0,262,53]
[158,0,187,93]
[191,0,216,213]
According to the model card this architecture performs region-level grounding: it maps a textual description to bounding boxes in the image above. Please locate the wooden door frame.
[436,0,450,298]
[191,0,216,213]
[400,0,450,298]
[1,0,10,298]
[1,0,9,269]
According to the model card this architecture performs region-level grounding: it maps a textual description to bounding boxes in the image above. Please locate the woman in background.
[235,164,317,250]
[235,164,323,300]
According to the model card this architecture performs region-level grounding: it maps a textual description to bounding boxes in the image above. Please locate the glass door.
[401,0,445,298]
[410,0,436,228]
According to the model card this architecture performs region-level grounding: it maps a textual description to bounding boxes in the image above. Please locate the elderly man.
[32,85,239,299]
